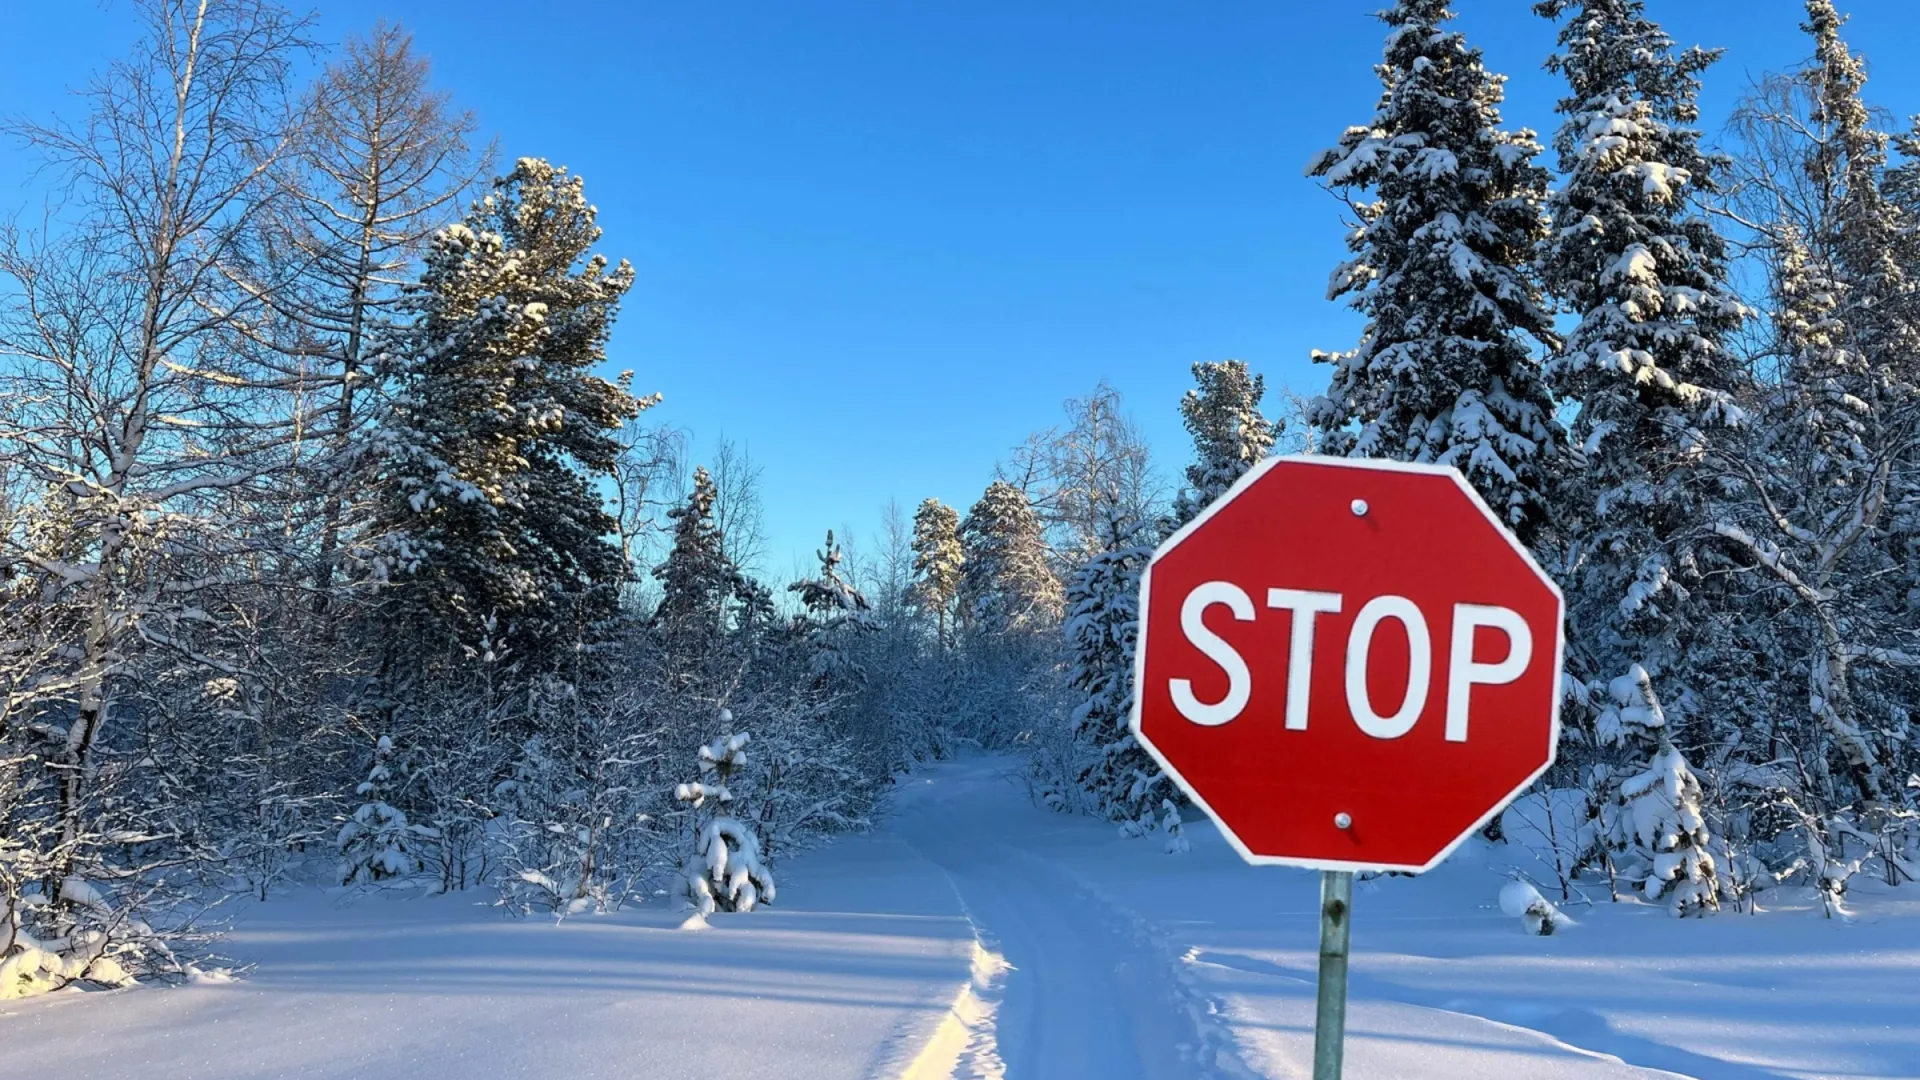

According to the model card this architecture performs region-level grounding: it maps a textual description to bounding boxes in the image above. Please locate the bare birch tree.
[0,0,311,985]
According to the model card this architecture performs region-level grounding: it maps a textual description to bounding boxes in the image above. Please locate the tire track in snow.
[890,765,1255,1079]
[987,842,1259,1080]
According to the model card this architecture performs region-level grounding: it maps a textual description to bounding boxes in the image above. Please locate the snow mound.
[1499,880,1574,936]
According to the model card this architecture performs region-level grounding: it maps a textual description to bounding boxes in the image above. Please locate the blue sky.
[4,1,1917,582]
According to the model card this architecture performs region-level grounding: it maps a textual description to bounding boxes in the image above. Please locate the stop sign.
[1131,456,1563,873]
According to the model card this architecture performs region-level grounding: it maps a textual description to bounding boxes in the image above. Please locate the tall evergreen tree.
[1800,0,1916,377]
[788,530,874,693]
[1063,543,1158,825]
[909,498,964,647]
[378,158,647,670]
[1534,0,1748,747]
[958,481,1062,634]
[1168,361,1278,529]
[1308,0,1562,542]
[1069,361,1275,825]
[652,466,742,645]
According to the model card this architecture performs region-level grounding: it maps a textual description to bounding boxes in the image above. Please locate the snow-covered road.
[892,762,1253,1079]
[890,758,1687,1080]
[4,754,1917,1079]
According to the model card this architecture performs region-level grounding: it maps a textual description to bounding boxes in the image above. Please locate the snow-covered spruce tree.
[337,735,435,887]
[1533,0,1750,847]
[674,721,775,920]
[1168,361,1278,530]
[788,531,882,772]
[652,466,745,651]
[791,526,879,734]
[788,530,875,690]
[376,158,650,673]
[958,481,1063,634]
[909,498,965,648]
[1157,800,1190,855]
[1614,744,1721,915]
[1058,544,1156,821]
[1308,0,1562,544]
[951,481,1065,747]
[1598,665,1719,915]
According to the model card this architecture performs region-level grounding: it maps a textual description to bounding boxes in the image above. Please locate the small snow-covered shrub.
[674,723,775,918]
[1,845,149,998]
[0,744,215,999]
[1159,800,1190,855]
[685,817,774,919]
[1499,880,1573,936]
[1608,741,1720,916]
[337,735,437,887]
[1772,800,1891,919]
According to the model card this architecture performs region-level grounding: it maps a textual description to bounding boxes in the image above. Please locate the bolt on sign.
[1130,456,1565,1078]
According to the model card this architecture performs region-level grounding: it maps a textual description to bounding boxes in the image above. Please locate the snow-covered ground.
[5,755,1917,1079]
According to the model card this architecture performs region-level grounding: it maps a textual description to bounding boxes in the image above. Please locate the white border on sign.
[1127,454,1567,875]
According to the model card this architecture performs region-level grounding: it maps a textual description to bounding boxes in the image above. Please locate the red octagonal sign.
[1132,457,1564,873]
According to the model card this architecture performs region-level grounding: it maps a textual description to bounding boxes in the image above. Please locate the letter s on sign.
[1170,582,1254,726]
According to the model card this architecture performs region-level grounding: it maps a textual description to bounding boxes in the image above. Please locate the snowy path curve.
[891,760,1254,1080]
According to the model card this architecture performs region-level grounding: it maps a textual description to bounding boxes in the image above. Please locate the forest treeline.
[2,0,1918,996]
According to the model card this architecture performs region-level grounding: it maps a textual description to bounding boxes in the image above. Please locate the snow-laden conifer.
[1060,544,1157,823]
[675,721,775,921]
[1168,361,1276,529]
[1610,742,1721,916]
[1596,665,1720,915]
[1536,0,1747,691]
[958,481,1062,633]
[377,158,649,669]
[909,499,965,648]
[652,466,746,647]
[789,530,875,693]
[1158,800,1190,855]
[1308,0,1561,541]
[337,736,434,887]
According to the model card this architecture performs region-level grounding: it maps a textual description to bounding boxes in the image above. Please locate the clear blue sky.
[4,1,1917,581]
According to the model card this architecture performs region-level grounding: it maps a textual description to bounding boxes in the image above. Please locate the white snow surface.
[5,754,1917,1079]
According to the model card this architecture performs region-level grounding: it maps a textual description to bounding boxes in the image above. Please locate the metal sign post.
[1311,870,1353,1079]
